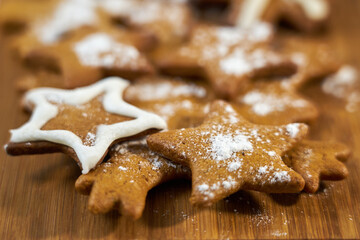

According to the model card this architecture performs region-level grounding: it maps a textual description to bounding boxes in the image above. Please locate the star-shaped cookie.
[75,139,190,219]
[147,100,307,206]
[5,77,167,174]
[156,23,297,98]
[124,76,214,129]
[226,0,330,32]
[283,140,350,193]
[232,79,319,125]
[21,28,154,89]
[98,0,193,45]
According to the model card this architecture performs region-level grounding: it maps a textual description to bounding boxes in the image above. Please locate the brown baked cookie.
[276,34,340,89]
[226,0,330,32]
[75,139,190,219]
[156,23,296,98]
[283,140,350,193]
[19,28,154,89]
[322,65,360,113]
[280,0,330,32]
[147,100,307,206]
[227,0,283,28]
[0,0,58,34]
[5,77,167,174]
[231,79,319,125]
[99,0,193,45]
[124,76,214,129]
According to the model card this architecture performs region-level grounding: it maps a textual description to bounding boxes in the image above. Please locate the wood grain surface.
[0,0,360,239]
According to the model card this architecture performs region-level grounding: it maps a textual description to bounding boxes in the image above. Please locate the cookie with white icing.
[156,23,297,98]
[19,28,154,89]
[147,100,307,206]
[75,139,190,219]
[124,76,214,130]
[283,140,350,193]
[5,77,167,174]
[232,79,319,125]
[226,0,330,32]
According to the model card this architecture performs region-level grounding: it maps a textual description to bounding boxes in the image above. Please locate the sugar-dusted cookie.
[124,76,214,129]
[75,139,190,219]
[232,79,318,125]
[0,0,58,34]
[147,100,307,206]
[5,77,167,174]
[20,28,154,89]
[283,140,350,193]
[156,23,296,98]
[322,65,360,113]
[1,0,99,42]
[226,0,330,32]
[276,34,340,89]
[99,0,193,45]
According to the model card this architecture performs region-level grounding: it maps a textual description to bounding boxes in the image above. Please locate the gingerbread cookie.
[1,0,99,43]
[124,77,214,129]
[276,34,340,90]
[156,23,297,98]
[20,28,154,89]
[227,0,283,28]
[322,65,360,113]
[0,0,58,34]
[280,0,330,32]
[226,0,329,32]
[5,77,167,174]
[232,79,319,125]
[283,140,350,193]
[147,100,307,206]
[99,0,193,45]
[75,139,190,219]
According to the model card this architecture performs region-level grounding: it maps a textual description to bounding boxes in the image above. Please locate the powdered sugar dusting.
[219,48,282,76]
[209,133,253,161]
[242,88,310,116]
[126,81,206,101]
[322,65,360,112]
[73,33,142,68]
[84,132,96,146]
[36,0,97,44]
[286,123,300,138]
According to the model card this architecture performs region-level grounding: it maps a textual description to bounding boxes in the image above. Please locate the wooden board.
[0,0,359,239]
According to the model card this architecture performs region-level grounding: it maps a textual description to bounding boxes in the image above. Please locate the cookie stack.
[2,0,357,220]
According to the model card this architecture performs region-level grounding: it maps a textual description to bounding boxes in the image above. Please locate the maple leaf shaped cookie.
[99,0,192,45]
[124,77,215,130]
[156,23,296,98]
[22,28,154,89]
[283,140,350,193]
[232,80,319,125]
[5,77,167,174]
[75,140,190,219]
[226,0,329,32]
[147,100,307,206]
